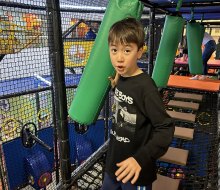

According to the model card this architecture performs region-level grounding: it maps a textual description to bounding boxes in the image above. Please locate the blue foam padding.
[0,74,81,97]
[69,119,105,164]
[3,127,54,190]
[0,76,46,96]
[3,119,105,189]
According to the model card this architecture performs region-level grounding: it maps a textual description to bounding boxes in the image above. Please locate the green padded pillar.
[68,0,143,125]
[187,22,205,74]
[152,15,184,87]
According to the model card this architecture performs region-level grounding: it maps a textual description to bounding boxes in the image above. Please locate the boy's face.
[109,42,143,77]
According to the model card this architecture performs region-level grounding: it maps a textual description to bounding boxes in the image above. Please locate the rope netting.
[0,0,219,190]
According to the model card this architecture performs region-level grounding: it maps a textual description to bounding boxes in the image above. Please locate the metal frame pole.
[46,0,71,188]
[148,8,155,76]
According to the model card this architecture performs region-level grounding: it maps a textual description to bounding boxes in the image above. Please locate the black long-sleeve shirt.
[105,72,174,186]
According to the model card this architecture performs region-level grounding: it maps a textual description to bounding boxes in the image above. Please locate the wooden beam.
[159,147,189,166]
[174,126,194,140]
[167,110,196,123]
[168,100,199,110]
[174,92,203,102]
[153,174,180,190]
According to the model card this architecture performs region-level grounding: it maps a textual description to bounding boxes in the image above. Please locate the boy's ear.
[137,47,143,59]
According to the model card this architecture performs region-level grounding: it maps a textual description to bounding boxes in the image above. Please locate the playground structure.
[0,0,220,190]
[0,19,41,55]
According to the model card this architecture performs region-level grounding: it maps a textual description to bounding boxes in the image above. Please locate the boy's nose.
[117,53,124,62]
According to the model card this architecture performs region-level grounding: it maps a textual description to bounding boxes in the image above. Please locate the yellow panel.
[0,21,41,54]
[64,41,94,67]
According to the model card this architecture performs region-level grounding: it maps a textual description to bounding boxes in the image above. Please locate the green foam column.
[187,22,205,74]
[68,0,143,125]
[152,15,184,87]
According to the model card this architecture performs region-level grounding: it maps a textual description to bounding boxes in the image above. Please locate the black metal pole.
[62,20,83,39]
[148,8,155,76]
[46,0,71,188]
[45,11,60,185]
[0,55,5,62]
[35,92,41,129]
[0,146,7,190]
[30,133,53,152]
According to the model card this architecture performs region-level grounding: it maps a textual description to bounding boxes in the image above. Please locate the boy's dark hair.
[108,17,145,49]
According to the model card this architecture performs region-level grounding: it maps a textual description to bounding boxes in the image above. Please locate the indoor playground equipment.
[24,151,52,189]
[0,20,41,55]
[69,0,144,125]
[0,91,52,142]
[1,0,220,189]
[63,19,96,68]
[0,75,55,188]
[0,68,104,188]
[64,40,94,68]
[22,123,53,189]
[1,119,105,189]
[187,20,204,74]
[152,0,185,87]
[2,126,54,190]
[152,14,184,87]
[63,20,96,68]
[21,122,53,151]
[1,117,22,142]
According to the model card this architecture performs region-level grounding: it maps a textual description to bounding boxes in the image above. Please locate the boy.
[101,18,174,190]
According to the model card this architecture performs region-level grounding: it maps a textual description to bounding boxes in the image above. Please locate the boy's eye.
[111,48,117,53]
[125,49,131,53]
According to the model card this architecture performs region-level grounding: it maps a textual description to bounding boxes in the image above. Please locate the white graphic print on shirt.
[111,87,137,143]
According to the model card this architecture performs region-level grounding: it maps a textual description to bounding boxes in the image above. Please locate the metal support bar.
[56,140,109,190]
[30,133,53,152]
[46,0,71,188]
[62,20,84,39]
[148,7,155,76]
[0,55,5,62]
[140,0,169,14]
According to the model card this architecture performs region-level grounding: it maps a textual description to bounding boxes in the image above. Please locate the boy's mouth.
[117,66,124,69]
[116,66,124,72]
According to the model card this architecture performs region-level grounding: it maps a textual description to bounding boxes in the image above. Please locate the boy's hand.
[108,76,116,88]
[115,157,141,184]
[108,72,119,88]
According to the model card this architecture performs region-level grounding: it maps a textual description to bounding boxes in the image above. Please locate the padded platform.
[167,110,196,123]
[168,100,199,110]
[153,174,180,190]
[159,147,189,166]
[174,92,203,102]
[174,126,194,140]
[168,75,220,92]
[174,58,220,70]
